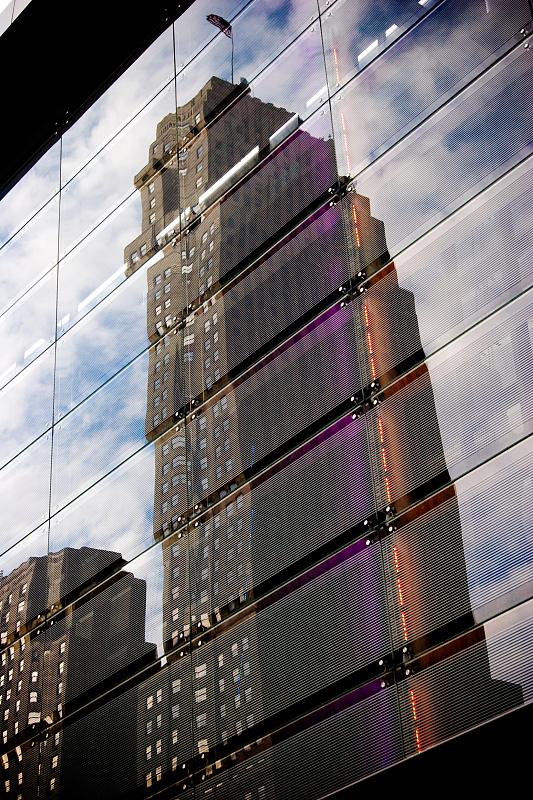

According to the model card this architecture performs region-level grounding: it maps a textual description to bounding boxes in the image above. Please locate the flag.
[206,13,232,38]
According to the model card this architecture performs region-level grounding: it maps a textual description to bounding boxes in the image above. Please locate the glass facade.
[0,0,532,797]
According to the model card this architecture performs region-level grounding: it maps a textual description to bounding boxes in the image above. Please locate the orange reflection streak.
[376,417,391,502]
[351,205,361,248]
[332,47,341,86]
[363,302,377,380]
[410,690,422,752]
[340,112,352,175]
[393,545,408,639]
[361,236,422,754]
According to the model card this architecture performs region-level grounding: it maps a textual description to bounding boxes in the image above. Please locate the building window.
[148,182,155,193]
[195,687,207,703]
[147,695,154,710]
[146,745,152,761]
[150,198,156,209]
[149,212,156,224]
[195,663,207,679]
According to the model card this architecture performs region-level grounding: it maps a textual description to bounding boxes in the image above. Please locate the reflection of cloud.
[0,196,59,317]
[0,140,60,249]
[393,154,533,359]
[59,82,175,258]
[331,1,532,253]
[0,433,51,555]
[51,351,149,513]
[459,437,533,612]
[55,259,148,419]
[0,268,56,389]
[0,345,54,470]
[177,0,321,114]
[61,27,174,185]
[50,443,155,568]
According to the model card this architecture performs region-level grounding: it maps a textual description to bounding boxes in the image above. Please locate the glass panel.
[355,155,533,387]
[49,443,156,600]
[368,289,533,512]
[186,304,361,507]
[189,541,389,751]
[461,438,533,619]
[157,109,337,317]
[0,195,59,317]
[398,601,531,754]
[199,686,402,799]
[175,0,318,79]
[35,660,194,798]
[0,345,54,470]
[183,199,352,397]
[0,432,51,556]
[61,26,175,185]
[0,268,56,389]
[336,39,533,259]
[50,350,152,514]
[59,82,176,259]
[42,544,164,706]
[327,0,531,177]
[174,37,331,229]
[249,22,327,121]
[57,192,141,334]
[0,140,60,249]
[55,260,150,420]
[382,436,533,651]
[177,17,326,124]
[189,416,374,621]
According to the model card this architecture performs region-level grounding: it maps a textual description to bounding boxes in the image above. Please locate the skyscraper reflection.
[123,75,523,796]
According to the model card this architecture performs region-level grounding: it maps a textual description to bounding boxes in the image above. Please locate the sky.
[0,0,532,696]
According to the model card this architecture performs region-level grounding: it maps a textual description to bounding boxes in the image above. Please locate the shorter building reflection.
[0,546,155,798]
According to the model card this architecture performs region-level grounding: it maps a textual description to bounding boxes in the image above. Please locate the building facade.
[1,0,533,797]
[0,548,154,798]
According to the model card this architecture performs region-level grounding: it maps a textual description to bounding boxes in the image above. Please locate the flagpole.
[206,15,234,83]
